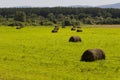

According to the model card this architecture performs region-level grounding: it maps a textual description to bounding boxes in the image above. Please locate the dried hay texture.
[77,29,83,32]
[81,49,105,62]
[52,30,58,33]
[69,36,82,42]
[71,28,76,31]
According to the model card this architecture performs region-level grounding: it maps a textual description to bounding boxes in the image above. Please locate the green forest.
[0,7,120,26]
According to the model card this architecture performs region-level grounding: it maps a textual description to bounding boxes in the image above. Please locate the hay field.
[0,25,120,80]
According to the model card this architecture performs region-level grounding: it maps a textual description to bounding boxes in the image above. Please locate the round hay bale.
[77,26,81,28]
[54,26,59,30]
[77,29,83,32]
[55,26,58,28]
[16,26,21,29]
[81,49,105,62]
[72,25,76,28]
[71,28,76,31]
[69,36,82,42]
[52,30,58,33]
[62,26,65,28]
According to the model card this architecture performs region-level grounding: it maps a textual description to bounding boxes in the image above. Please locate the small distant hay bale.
[69,36,82,42]
[52,30,58,33]
[54,26,59,30]
[62,26,65,28]
[71,28,76,31]
[77,26,81,28]
[16,26,22,29]
[72,25,76,28]
[55,26,58,28]
[81,49,105,62]
[77,29,83,32]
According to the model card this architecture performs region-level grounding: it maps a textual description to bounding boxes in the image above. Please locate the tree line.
[0,7,120,26]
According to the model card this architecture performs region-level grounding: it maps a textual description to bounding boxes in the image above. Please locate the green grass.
[0,25,120,80]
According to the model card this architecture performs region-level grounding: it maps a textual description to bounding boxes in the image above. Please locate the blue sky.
[0,0,120,7]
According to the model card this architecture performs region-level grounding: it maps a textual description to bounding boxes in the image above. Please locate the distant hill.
[1,3,120,9]
[68,3,120,9]
[68,5,92,8]
[98,3,120,9]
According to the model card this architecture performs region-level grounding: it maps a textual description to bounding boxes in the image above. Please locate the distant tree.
[78,13,90,20]
[71,19,80,26]
[63,20,71,26]
[14,11,26,22]
[47,13,55,21]
[8,21,25,27]
[83,17,95,24]
[0,7,120,26]
[57,14,65,21]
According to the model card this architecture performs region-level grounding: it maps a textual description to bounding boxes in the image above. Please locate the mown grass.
[0,25,120,80]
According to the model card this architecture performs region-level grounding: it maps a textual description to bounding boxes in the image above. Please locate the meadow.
[0,25,120,80]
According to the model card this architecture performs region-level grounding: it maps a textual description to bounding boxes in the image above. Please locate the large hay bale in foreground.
[81,49,105,62]
[69,36,82,42]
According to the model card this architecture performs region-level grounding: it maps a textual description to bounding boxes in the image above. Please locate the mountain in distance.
[98,3,120,8]
[69,3,120,9]
[68,5,92,8]
[2,3,120,9]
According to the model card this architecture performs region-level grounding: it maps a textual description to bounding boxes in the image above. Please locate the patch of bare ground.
[87,25,120,28]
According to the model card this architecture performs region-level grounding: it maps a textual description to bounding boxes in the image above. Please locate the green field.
[0,25,120,80]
